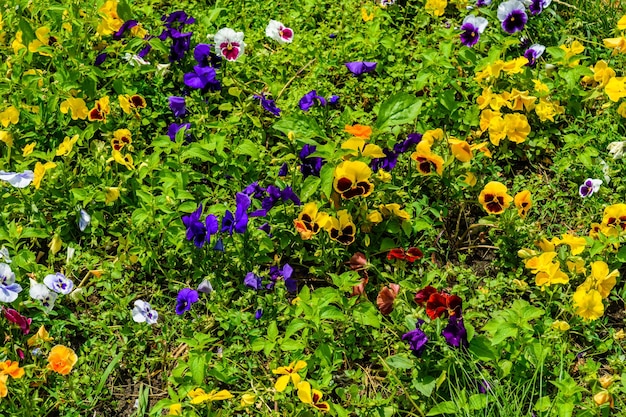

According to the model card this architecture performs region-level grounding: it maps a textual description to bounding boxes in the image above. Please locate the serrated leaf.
[352,302,381,328]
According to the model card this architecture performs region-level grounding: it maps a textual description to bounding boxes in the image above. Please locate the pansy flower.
[205,214,219,245]
[579,178,602,198]
[254,93,281,117]
[333,160,374,199]
[376,284,400,315]
[0,170,34,188]
[183,65,221,91]
[2,307,32,334]
[43,273,74,295]
[176,288,199,315]
[88,96,110,122]
[528,0,551,15]
[244,272,263,290]
[182,204,207,248]
[60,97,89,120]
[168,122,192,142]
[459,15,488,47]
[345,61,377,76]
[79,209,91,232]
[478,181,513,214]
[294,202,329,240]
[297,381,330,412]
[221,193,251,235]
[168,96,186,118]
[131,300,158,324]
[268,264,297,293]
[602,203,626,231]
[442,316,468,348]
[299,90,326,111]
[497,0,527,34]
[402,320,428,357]
[0,263,21,303]
[410,142,444,175]
[514,190,532,218]
[118,94,146,115]
[325,210,356,245]
[299,144,324,178]
[213,28,245,61]
[265,20,294,44]
[29,279,57,312]
[273,360,307,392]
[111,129,132,152]
[47,345,78,375]
[193,43,220,67]
[524,44,545,67]
[188,388,234,404]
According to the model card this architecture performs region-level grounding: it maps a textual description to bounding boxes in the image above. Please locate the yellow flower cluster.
[272,361,330,412]
[474,57,529,83]
[294,202,357,245]
[0,360,24,398]
[603,15,626,55]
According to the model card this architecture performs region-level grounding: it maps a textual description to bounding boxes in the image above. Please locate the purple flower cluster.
[345,61,377,76]
[244,263,297,293]
[371,133,422,172]
[254,93,281,117]
[184,44,221,92]
[242,182,301,217]
[159,11,195,62]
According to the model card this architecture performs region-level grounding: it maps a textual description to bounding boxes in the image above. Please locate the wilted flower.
[131,300,158,324]
[376,284,400,315]
[2,307,32,334]
[497,0,527,34]
[254,93,281,117]
[265,20,294,44]
[607,141,626,159]
[213,28,245,61]
[459,15,488,47]
[198,279,213,294]
[79,209,91,231]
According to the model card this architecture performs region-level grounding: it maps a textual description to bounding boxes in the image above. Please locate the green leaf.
[468,335,498,361]
[320,306,346,321]
[426,401,457,415]
[280,338,305,351]
[385,355,414,369]
[181,142,216,162]
[267,321,279,341]
[534,396,552,412]
[234,139,261,159]
[117,0,133,20]
[352,302,381,328]
[300,175,321,201]
[468,394,487,411]
[375,93,422,130]
[189,354,206,385]
[285,319,308,339]
[412,375,436,397]
[439,89,458,113]
[273,115,326,140]
[251,337,266,352]
[319,164,335,199]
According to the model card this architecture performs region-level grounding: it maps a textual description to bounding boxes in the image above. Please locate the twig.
[552,0,578,10]
[457,245,499,251]
[276,59,317,100]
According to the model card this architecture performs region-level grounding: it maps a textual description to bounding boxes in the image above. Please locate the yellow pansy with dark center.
[410,142,444,175]
[602,203,626,230]
[333,160,373,199]
[325,210,356,245]
[514,190,532,218]
[478,181,513,215]
[294,202,329,240]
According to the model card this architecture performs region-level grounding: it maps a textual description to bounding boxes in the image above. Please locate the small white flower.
[155,63,171,77]
[43,272,74,295]
[607,141,626,160]
[0,170,35,188]
[198,279,213,294]
[0,247,11,264]
[66,247,75,264]
[30,278,58,312]
[265,20,294,44]
[131,300,158,324]
[123,53,150,66]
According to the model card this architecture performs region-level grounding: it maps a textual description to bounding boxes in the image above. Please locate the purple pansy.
[254,93,281,117]
[476,0,492,6]
[244,272,263,290]
[221,193,251,235]
[497,0,528,34]
[255,308,263,319]
[459,15,488,47]
[299,90,327,111]
[3,307,32,334]
[167,122,191,142]
[113,20,138,40]
[345,61,377,76]
[94,52,108,66]
[268,264,296,292]
[529,0,552,15]
[205,214,219,245]
[299,144,323,178]
[183,65,221,91]
[442,316,468,348]
[182,204,206,248]
[168,96,187,118]
[401,320,428,357]
[278,163,288,177]
[523,44,545,67]
[175,288,199,315]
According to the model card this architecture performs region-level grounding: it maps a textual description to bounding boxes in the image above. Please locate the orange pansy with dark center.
[514,190,532,218]
[410,141,444,175]
[478,181,513,215]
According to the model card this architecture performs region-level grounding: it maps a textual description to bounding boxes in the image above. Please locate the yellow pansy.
[487,114,507,146]
[479,109,501,133]
[380,203,411,221]
[425,0,447,17]
[167,403,182,415]
[12,31,26,55]
[188,388,233,405]
[421,128,444,145]
[22,143,35,157]
[448,138,472,162]
[582,261,619,299]
[504,89,536,112]
[411,141,444,175]
[60,97,89,120]
[297,381,331,412]
[478,181,513,215]
[49,235,62,255]
[294,202,329,240]
[0,131,13,147]
[560,40,585,66]
[604,37,626,54]
[502,57,529,74]
[333,160,374,199]
[240,394,255,407]
[28,27,53,56]
[551,233,587,255]
[27,325,54,347]
[33,161,57,189]
[119,94,147,115]
[475,60,505,82]
[272,360,307,392]
[105,187,121,204]
[592,60,615,87]
[361,8,374,22]
[56,135,79,156]
[524,251,557,273]
[535,98,564,122]
[618,102,626,118]
[461,172,477,186]
[551,320,570,331]
[0,106,20,127]
[111,150,134,170]
[573,288,604,321]
[566,258,586,275]
[367,210,383,224]
[341,137,386,158]
[532,79,549,94]
[535,262,569,287]
[325,210,356,245]
[514,190,532,218]
[503,113,531,143]
[377,169,391,182]
[88,96,111,122]
[605,77,626,102]
[97,0,123,35]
